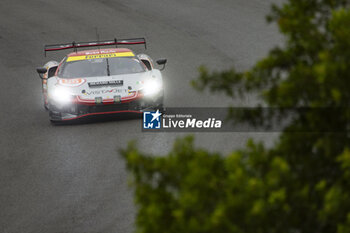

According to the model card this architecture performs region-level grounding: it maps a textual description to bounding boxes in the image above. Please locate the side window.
[141,59,152,70]
[48,66,58,78]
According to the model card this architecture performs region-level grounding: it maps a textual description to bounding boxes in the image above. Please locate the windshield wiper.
[106,58,111,76]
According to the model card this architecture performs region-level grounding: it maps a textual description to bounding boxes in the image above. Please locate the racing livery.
[36,38,167,123]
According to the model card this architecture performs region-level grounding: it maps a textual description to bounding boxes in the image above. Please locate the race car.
[36,38,167,123]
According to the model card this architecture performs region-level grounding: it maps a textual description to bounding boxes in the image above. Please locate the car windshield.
[58,57,145,78]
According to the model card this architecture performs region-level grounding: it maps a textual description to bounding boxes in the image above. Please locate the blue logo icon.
[143,110,162,129]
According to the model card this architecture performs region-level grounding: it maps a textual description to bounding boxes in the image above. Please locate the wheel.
[50,119,61,125]
[49,110,62,123]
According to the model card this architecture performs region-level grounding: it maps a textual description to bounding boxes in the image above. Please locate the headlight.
[50,87,73,104]
[142,79,162,96]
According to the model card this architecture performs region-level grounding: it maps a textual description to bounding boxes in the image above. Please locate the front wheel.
[49,110,62,122]
[50,119,61,125]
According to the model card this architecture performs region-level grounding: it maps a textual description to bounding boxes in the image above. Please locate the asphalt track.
[0,0,283,232]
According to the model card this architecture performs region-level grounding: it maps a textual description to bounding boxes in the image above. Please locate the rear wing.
[44,38,146,56]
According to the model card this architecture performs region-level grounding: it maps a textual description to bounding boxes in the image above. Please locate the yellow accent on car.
[66,52,135,62]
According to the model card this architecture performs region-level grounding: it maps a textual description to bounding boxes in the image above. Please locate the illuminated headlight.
[142,79,162,96]
[50,87,73,104]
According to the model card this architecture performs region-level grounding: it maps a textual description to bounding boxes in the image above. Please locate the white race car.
[36,38,166,123]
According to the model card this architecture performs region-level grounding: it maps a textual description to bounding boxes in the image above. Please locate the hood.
[52,72,152,101]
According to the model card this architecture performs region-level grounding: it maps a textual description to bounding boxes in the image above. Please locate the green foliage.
[122,136,350,233]
[122,1,350,233]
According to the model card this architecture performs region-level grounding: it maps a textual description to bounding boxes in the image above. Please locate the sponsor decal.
[143,110,162,129]
[58,78,85,87]
[66,52,134,62]
[84,49,118,55]
[88,80,123,87]
[82,88,126,95]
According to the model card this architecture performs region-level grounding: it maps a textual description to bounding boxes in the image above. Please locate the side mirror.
[36,67,47,80]
[36,67,47,74]
[156,59,167,65]
[156,58,167,71]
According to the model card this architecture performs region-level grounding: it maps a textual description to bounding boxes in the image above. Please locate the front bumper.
[48,92,163,121]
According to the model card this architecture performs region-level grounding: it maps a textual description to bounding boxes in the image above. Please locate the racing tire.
[49,110,63,124]
[50,119,62,125]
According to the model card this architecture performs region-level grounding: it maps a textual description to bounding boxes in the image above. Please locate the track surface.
[0,0,283,232]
